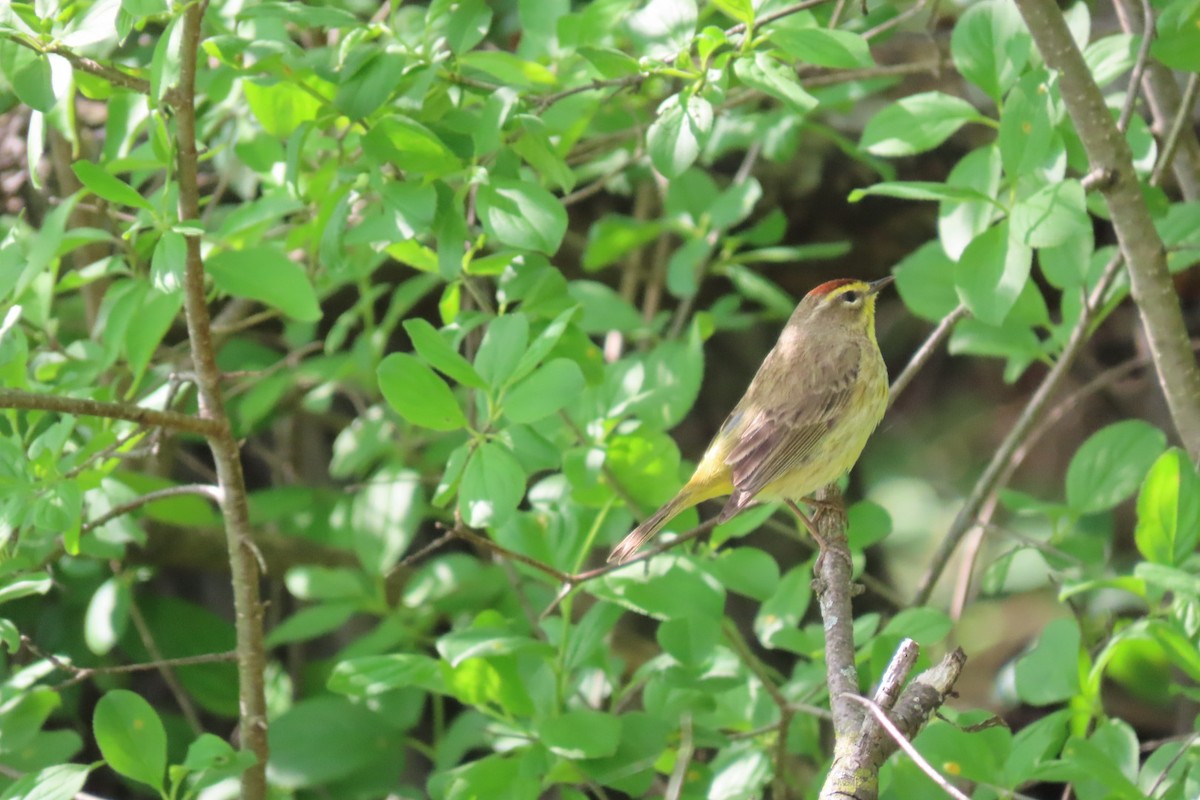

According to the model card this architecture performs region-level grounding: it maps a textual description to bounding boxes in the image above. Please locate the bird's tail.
[607,494,694,564]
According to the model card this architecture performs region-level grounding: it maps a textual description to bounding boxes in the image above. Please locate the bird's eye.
[841,291,861,304]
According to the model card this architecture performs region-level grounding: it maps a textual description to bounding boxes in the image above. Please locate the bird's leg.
[786,498,851,573]
[799,495,843,516]
[786,499,829,552]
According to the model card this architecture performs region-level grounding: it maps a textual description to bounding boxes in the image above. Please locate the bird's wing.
[723,339,861,502]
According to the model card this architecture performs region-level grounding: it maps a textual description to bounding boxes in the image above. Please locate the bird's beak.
[867,275,894,295]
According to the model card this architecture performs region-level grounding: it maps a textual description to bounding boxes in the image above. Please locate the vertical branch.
[1012,0,1200,461]
[173,4,270,797]
[811,486,862,737]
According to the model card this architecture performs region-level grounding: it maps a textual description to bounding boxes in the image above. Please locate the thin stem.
[888,305,969,407]
[841,695,971,800]
[1116,0,1155,134]
[0,390,220,436]
[82,484,219,534]
[1151,74,1200,191]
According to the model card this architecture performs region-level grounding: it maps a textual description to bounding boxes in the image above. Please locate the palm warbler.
[608,276,892,563]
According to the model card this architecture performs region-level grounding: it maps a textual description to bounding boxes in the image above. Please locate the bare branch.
[0,389,220,436]
[888,305,969,407]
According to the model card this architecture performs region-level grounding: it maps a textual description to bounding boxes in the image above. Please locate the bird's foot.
[786,499,852,574]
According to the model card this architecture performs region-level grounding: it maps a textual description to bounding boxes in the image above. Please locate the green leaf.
[939,144,1002,260]
[475,313,530,388]
[477,178,568,254]
[598,562,725,621]
[626,0,697,58]
[847,500,892,550]
[1084,34,1138,88]
[269,696,400,789]
[1134,448,1200,566]
[458,441,526,528]
[0,764,93,800]
[334,50,405,120]
[894,241,959,321]
[84,577,130,656]
[436,627,550,667]
[242,79,323,139]
[768,26,873,69]
[72,161,154,212]
[861,92,984,157]
[458,50,557,88]
[1014,617,1080,705]
[377,353,469,431]
[328,654,446,697]
[11,56,55,112]
[733,52,818,116]
[1134,562,1200,599]
[998,72,1056,178]
[567,281,644,333]
[657,614,720,666]
[362,117,463,176]
[882,607,952,646]
[350,465,425,575]
[1066,420,1167,515]
[1152,0,1200,72]
[264,602,356,648]
[93,690,168,792]
[954,221,1032,325]
[848,181,995,205]
[403,318,488,390]
[712,0,754,25]
[950,0,1031,102]
[539,710,621,759]
[503,358,584,423]
[0,573,52,605]
[149,14,182,102]
[583,215,663,271]
[647,93,714,179]
[579,46,641,79]
[445,0,492,54]
[1010,180,1089,248]
[708,547,780,601]
[754,565,812,649]
[206,247,321,322]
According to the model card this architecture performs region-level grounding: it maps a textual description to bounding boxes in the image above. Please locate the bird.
[607,276,893,564]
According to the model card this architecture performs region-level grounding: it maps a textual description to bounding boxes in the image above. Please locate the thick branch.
[812,486,862,737]
[1013,0,1200,461]
[173,4,269,797]
[0,389,220,436]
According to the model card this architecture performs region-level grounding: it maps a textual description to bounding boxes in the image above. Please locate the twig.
[888,305,969,407]
[125,583,204,732]
[1151,74,1200,191]
[665,714,694,800]
[82,484,219,534]
[1116,0,1155,134]
[842,695,971,800]
[0,390,220,437]
[912,254,1124,605]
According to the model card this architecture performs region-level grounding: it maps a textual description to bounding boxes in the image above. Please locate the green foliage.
[1,0,1198,798]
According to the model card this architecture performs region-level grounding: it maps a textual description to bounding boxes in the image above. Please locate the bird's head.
[790,276,893,339]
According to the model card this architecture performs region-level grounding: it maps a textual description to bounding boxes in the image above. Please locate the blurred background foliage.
[0,0,1198,797]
